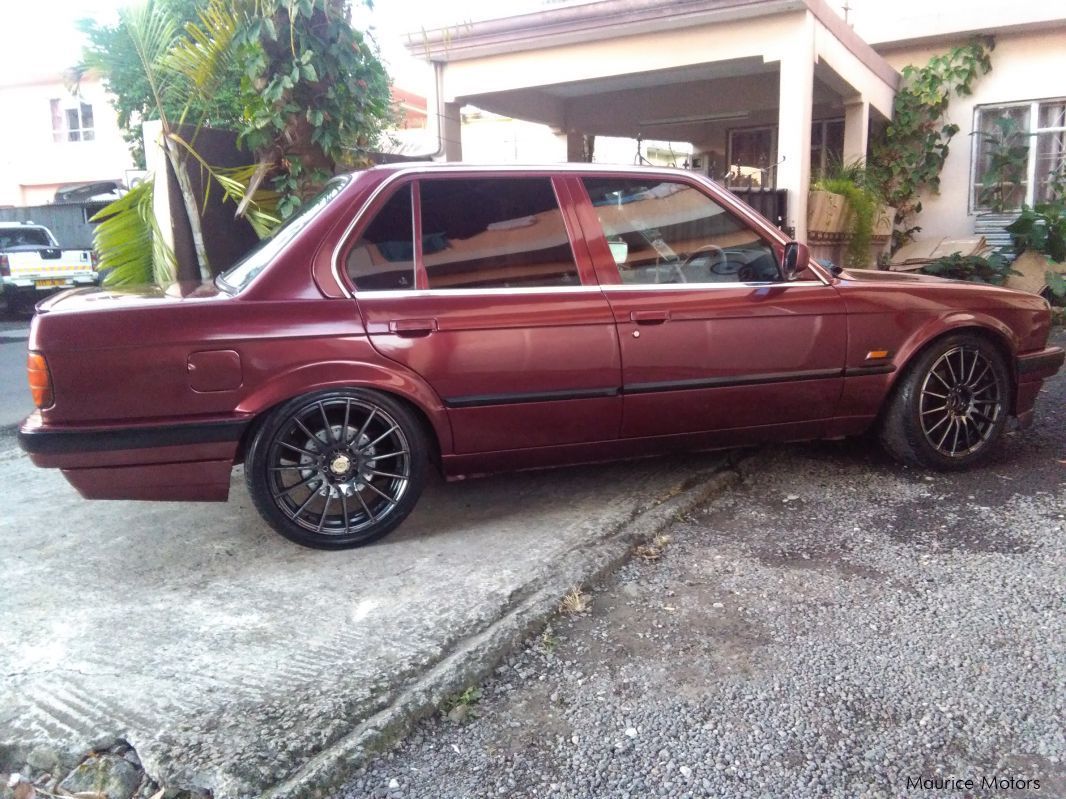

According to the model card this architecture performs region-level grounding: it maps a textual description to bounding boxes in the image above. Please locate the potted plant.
[808,161,893,269]
[1006,201,1066,299]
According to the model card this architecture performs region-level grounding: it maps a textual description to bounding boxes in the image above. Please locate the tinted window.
[581,178,779,284]
[347,185,415,291]
[420,178,580,289]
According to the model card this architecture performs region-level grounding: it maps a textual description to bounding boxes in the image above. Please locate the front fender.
[893,311,1019,371]
[235,359,454,455]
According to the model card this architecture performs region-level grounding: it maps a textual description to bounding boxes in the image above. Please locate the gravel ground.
[3,311,1061,799]
[343,336,1066,799]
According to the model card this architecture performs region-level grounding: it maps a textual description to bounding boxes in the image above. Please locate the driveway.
[0,319,32,428]
[0,427,734,798]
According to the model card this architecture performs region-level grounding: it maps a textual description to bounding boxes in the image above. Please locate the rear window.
[219,177,349,292]
[0,227,53,249]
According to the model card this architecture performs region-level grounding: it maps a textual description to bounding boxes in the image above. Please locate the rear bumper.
[1,275,99,308]
[1013,345,1064,429]
[18,413,249,501]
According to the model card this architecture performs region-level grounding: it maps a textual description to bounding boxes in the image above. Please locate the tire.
[245,388,428,549]
[879,333,1011,470]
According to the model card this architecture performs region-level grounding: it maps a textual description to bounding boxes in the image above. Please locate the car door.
[341,172,622,454]
[568,173,847,440]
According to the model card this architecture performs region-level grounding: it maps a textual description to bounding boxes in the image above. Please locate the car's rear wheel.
[880,334,1010,470]
[246,388,428,549]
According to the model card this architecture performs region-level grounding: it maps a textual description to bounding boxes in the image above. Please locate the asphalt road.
[0,318,32,429]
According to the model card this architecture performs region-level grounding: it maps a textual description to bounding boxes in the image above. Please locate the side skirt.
[441,416,875,479]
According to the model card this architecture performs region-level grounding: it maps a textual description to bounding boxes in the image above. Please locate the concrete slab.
[0,434,736,798]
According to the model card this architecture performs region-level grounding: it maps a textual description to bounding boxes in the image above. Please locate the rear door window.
[419,177,580,290]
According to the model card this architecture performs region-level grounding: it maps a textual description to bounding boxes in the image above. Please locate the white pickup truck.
[0,222,99,314]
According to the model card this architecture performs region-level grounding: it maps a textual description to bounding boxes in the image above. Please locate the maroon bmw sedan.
[18,164,1064,548]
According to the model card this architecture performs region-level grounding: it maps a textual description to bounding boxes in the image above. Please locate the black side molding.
[445,387,619,409]
[18,419,250,456]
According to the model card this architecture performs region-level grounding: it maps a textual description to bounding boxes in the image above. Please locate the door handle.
[388,318,438,336]
[630,310,670,324]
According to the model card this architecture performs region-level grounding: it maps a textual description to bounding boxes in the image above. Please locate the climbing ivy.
[868,37,995,252]
[235,0,393,218]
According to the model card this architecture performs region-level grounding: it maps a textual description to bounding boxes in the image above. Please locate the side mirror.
[780,241,810,281]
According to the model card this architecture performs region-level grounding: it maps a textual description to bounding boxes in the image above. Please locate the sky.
[0,0,553,90]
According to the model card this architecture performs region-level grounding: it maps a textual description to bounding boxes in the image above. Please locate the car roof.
[350,162,700,178]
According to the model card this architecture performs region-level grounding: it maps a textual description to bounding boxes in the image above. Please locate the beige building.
[867,10,1066,241]
[0,71,135,208]
[409,0,1066,248]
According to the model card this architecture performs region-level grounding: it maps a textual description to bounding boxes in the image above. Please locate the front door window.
[581,177,780,284]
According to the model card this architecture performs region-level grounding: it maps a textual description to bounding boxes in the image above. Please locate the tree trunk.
[164,136,212,281]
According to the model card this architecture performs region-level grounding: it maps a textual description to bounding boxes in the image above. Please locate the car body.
[17,163,1065,548]
[0,222,98,314]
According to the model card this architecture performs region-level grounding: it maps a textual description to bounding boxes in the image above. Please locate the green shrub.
[920,251,1017,285]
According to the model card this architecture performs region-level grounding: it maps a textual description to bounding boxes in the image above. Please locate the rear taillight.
[0,254,9,277]
[27,352,53,409]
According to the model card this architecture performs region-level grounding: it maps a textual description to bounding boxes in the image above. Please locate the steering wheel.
[683,244,729,274]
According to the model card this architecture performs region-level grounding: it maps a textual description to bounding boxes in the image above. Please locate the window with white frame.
[50,98,95,142]
[972,98,1066,212]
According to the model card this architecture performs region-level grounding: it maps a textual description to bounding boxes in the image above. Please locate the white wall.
[0,74,134,207]
[879,28,1066,242]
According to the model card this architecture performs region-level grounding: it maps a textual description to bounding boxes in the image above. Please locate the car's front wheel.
[880,334,1011,470]
[246,388,428,549]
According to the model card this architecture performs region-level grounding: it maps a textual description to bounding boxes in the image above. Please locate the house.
[407,0,1066,248]
[0,70,136,208]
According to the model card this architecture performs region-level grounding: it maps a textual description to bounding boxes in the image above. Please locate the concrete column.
[843,98,870,166]
[438,102,463,162]
[775,20,815,241]
[565,131,585,162]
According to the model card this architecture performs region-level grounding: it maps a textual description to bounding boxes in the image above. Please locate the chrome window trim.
[339,281,827,300]
[346,286,606,300]
[600,280,827,291]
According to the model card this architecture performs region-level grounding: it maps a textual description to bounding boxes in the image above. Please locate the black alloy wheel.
[246,389,428,548]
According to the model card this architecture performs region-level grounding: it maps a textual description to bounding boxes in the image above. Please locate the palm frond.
[166,0,242,109]
[123,0,183,129]
[91,178,177,286]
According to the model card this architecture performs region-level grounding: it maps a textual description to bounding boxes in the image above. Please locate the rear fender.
[235,360,454,455]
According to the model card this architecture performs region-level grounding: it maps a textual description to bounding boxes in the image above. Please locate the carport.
[408,0,899,240]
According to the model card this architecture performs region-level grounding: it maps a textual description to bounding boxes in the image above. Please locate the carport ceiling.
[539,57,775,97]
[466,62,842,142]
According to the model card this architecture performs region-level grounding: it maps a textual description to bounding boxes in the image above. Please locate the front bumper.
[1013,345,1065,428]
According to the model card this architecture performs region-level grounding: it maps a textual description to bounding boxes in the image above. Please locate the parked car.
[17,164,1064,548]
[0,222,98,315]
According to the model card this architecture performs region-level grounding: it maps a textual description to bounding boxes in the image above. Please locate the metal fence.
[0,203,108,250]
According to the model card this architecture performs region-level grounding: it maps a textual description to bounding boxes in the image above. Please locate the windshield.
[218,176,350,292]
[0,227,54,249]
